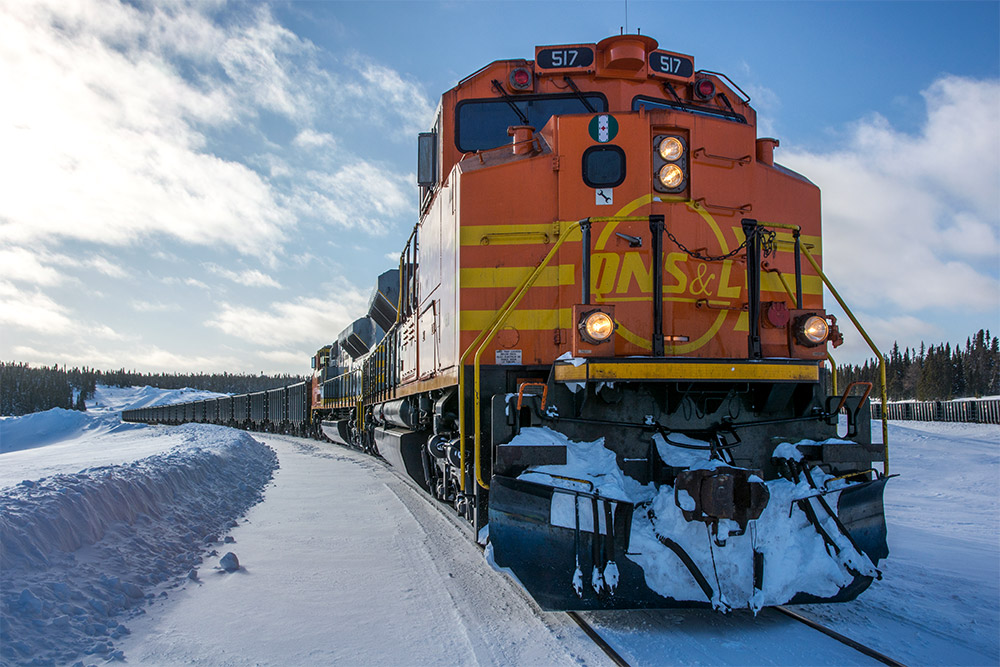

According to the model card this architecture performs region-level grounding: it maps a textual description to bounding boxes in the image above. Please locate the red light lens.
[695,78,715,99]
[513,69,530,86]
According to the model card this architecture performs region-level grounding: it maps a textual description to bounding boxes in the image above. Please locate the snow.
[0,386,997,665]
[514,428,880,612]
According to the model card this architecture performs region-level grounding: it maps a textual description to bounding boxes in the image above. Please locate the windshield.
[456,93,607,152]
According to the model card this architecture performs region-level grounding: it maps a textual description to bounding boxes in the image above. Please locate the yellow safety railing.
[457,216,649,491]
[800,244,889,475]
[764,221,887,473]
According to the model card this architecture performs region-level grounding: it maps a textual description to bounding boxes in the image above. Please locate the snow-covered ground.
[1,386,997,666]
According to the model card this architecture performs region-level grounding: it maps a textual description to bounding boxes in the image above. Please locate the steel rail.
[566,612,632,667]
[773,606,907,667]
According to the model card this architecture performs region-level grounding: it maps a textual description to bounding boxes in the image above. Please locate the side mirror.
[417,132,437,187]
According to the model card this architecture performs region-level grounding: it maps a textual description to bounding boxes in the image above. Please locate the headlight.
[579,310,615,344]
[658,136,684,161]
[658,164,684,189]
[796,314,829,346]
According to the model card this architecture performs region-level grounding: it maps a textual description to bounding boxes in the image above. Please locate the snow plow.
[488,425,889,612]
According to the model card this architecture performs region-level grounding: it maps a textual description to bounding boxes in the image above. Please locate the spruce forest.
[1,328,997,416]
[836,329,999,401]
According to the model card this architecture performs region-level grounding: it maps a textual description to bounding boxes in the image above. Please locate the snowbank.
[0,424,277,666]
[0,408,99,454]
[87,385,227,413]
[0,385,226,455]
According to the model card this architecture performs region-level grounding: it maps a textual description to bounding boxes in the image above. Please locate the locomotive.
[125,34,891,612]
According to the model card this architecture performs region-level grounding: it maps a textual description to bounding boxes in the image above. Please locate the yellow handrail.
[800,245,889,475]
[827,353,838,396]
[459,221,581,490]
[458,216,649,491]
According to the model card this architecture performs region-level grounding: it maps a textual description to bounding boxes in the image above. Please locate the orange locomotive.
[314,34,891,611]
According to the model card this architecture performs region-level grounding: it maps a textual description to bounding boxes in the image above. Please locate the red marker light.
[509,67,532,90]
[694,78,715,100]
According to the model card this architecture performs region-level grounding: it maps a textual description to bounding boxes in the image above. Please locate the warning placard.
[495,349,522,365]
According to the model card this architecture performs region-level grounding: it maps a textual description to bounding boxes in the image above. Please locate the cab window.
[456,93,607,152]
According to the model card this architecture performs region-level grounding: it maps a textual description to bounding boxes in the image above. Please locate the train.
[123,34,891,613]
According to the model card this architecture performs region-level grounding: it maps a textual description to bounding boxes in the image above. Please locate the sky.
[1,0,997,374]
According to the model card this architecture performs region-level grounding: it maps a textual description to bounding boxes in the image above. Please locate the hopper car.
[124,34,892,612]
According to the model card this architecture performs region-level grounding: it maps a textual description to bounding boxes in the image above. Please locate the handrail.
[800,245,889,475]
[458,216,650,491]
[460,220,582,490]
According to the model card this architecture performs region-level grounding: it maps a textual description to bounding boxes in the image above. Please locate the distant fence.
[871,397,1000,425]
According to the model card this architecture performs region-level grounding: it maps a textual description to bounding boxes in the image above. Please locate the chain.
[663,224,776,262]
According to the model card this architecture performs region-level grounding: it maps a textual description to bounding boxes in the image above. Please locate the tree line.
[3,329,997,416]
[0,363,305,417]
[836,329,1000,401]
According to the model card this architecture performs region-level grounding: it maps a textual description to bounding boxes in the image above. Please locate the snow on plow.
[487,428,888,612]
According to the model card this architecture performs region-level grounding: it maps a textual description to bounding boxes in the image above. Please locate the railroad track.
[570,605,909,667]
[567,611,632,667]
[297,435,906,666]
[773,606,906,667]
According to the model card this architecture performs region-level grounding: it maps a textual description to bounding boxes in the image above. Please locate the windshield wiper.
[562,76,596,113]
[491,79,530,126]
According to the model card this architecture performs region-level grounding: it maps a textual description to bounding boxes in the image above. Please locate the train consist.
[124,34,891,612]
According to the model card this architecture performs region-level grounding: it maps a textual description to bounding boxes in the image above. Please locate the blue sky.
[1,0,997,374]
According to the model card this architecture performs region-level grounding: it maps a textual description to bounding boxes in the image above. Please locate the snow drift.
[0,413,277,665]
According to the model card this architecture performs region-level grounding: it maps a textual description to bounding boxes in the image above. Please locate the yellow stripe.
[762,273,822,295]
[460,265,575,288]
[461,308,572,331]
[555,360,819,383]
[459,265,820,294]
[733,226,822,255]
[460,222,573,247]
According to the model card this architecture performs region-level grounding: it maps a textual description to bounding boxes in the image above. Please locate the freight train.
[124,34,891,612]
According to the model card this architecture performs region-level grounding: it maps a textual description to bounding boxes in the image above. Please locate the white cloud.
[206,290,369,347]
[0,247,128,286]
[781,76,1000,316]
[257,349,310,367]
[348,55,436,136]
[130,300,180,313]
[135,346,242,374]
[0,0,435,374]
[0,248,65,286]
[12,342,242,374]
[0,281,76,334]
[827,310,944,364]
[0,0,431,264]
[0,280,124,340]
[163,276,210,290]
[296,161,412,235]
[83,256,129,279]
[293,129,337,149]
[217,5,315,120]
[205,263,281,288]
[0,0,292,257]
